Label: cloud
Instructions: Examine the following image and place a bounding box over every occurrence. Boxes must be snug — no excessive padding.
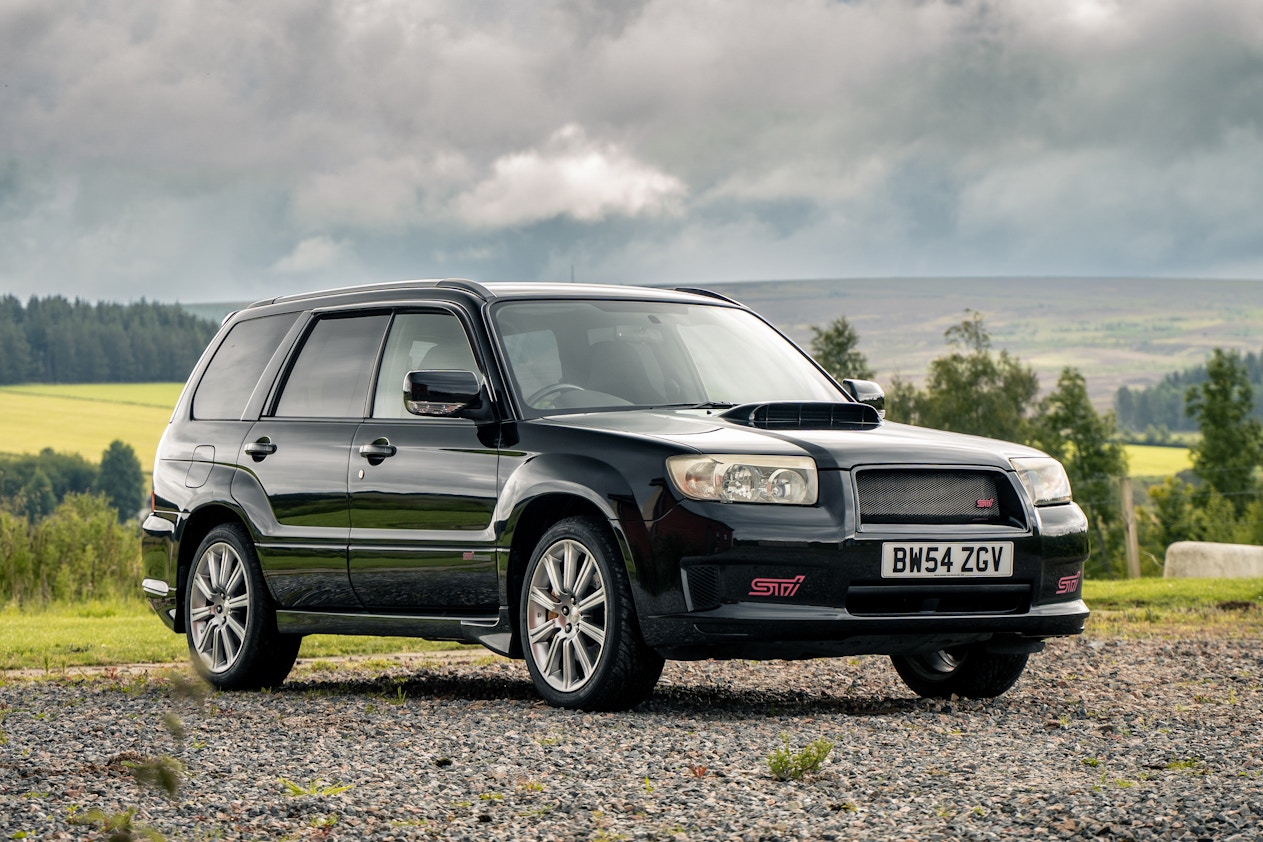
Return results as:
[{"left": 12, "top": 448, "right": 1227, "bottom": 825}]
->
[
  {"left": 1, "top": 0, "right": 1263, "bottom": 302},
  {"left": 272, "top": 236, "right": 349, "bottom": 274},
  {"left": 453, "top": 125, "right": 685, "bottom": 227}
]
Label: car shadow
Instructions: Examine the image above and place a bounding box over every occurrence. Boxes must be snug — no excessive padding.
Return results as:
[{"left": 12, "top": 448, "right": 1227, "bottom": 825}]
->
[{"left": 278, "top": 660, "right": 1004, "bottom": 719}]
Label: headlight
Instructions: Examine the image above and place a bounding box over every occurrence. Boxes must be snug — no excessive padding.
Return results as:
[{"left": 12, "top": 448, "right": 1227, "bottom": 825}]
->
[
  {"left": 1011, "top": 457, "right": 1072, "bottom": 506},
  {"left": 666, "top": 455, "right": 818, "bottom": 505}
]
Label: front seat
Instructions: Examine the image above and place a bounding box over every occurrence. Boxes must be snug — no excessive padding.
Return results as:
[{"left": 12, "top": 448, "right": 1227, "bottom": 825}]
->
[{"left": 586, "top": 341, "right": 663, "bottom": 405}]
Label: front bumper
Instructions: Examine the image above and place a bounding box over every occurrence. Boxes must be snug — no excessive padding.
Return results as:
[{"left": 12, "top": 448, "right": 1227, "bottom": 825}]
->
[
  {"left": 634, "top": 494, "right": 1091, "bottom": 659},
  {"left": 645, "top": 597, "right": 1088, "bottom": 660}
]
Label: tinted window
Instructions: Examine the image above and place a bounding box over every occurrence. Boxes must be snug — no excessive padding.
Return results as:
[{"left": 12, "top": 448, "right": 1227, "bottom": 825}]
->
[
  {"left": 193, "top": 313, "right": 299, "bottom": 420},
  {"left": 372, "top": 312, "right": 480, "bottom": 419},
  {"left": 274, "top": 314, "right": 389, "bottom": 418}
]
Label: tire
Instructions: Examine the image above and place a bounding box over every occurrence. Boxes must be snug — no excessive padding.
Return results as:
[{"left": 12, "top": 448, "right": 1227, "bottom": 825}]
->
[
  {"left": 184, "top": 523, "right": 301, "bottom": 691},
  {"left": 519, "top": 516, "right": 664, "bottom": 711},
  {"left": 891, "top": 644, "right": 1029, "bottom": 699}
]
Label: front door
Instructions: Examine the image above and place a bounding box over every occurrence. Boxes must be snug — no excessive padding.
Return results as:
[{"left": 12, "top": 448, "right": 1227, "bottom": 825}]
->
[{"left": 347, "top": 310, "right": 500, "bottom": 611}]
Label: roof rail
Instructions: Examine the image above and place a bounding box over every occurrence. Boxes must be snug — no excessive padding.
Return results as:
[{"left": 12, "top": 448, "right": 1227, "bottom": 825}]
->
[
  {"left": 436, "top": 278, "right": 496, "bottom": 300},
  {"left": 674, "top": 287, "right": 742, "bottom": 305}
]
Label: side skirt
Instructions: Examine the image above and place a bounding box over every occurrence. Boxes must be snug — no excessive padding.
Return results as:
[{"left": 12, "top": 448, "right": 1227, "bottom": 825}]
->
[{"left": 275, "top": 607, "right": 517, "bottom": 657}]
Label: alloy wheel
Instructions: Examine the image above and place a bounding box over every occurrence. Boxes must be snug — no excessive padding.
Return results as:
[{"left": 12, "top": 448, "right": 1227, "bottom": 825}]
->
[
  {"left": 525, "top": 538, "right": 609, "bottom": 693},
  {"left": 188, "top": 540, "right": 252, "bottom": 674}
]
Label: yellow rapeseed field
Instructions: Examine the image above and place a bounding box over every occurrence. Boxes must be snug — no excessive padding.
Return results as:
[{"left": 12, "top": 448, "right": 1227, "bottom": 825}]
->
[
  {"left": 0, "top": 383, "right": 184, "bottom": 474},
  {"left": 1123, "top": 444, "right": 1193, "bottom": 478}
]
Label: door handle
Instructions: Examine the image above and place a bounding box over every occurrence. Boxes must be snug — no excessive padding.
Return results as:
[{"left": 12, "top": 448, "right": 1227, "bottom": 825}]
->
[
  {"left": 244, "top": 438, "right": 277, "bottom": 461},
  {"left": 359, "top": 439, "right": 397, "bottom": 464}
]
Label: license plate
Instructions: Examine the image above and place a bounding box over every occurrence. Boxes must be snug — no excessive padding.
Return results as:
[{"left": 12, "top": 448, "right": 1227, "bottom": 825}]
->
[{"left": 881, "top": 542, "right": 1014, "bottom": 578}]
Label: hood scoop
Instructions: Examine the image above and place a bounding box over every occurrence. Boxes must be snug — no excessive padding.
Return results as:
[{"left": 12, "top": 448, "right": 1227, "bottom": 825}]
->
[{"left": 721, "top": 401, "right": 882, "bottom": 431}]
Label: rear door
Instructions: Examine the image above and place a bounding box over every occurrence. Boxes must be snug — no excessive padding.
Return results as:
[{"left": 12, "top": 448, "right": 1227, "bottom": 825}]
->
[
  {"left": 233, "top": 312, "right": 390, "bottom": 609},
  {"left": 347, "top": 308, "right": 500, "bottom": 611}
]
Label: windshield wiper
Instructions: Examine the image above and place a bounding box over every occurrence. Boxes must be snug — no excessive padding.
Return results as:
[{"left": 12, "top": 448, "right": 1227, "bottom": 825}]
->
[{"left": 656, "top": 401, "right": 739, "bottom": 410}]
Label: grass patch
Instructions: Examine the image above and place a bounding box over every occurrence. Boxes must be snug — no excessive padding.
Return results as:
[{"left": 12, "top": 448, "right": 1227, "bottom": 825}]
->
[
  {"left": 0, "top": 599, "right": 188, "bottom": 670},
  {"left": 1124, "top": 444, "right": 1192, "bottom": 478},
  {"left": 1084, "top": 577, "right": 1263, "bottom": 638},
  {"left": 1084, "top": 577, "right": 1263, "bottom": 610},
  {"left": 0, "top": 599, "right": 465, "bottom": 672}
]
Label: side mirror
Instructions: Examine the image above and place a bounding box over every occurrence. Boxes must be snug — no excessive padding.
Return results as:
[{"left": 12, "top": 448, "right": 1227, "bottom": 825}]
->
[
  {"left": 842, "top": 378, "right": 886, "bottom": 419},
  {"left": 403, "top": 370, "right": 488, "bottom": 420}
]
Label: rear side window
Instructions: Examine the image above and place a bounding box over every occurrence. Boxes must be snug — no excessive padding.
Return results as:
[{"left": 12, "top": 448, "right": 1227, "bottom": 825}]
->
[
  {"left": 274, "top": 314, "right": 390, "bottom": 418},
  {"left": 193, "top": 313, "right": 299, "bottom": 420}
]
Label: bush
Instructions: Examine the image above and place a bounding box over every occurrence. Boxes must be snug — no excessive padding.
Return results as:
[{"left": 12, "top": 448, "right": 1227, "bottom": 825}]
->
[{"left": 0, "top": 493, "right": 140, "bottom": 606}]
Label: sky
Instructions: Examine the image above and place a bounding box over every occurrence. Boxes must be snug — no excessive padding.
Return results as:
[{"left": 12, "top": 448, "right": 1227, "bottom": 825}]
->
[{"left": 2, "top": 0, "right": 1263, "bottom": 304}]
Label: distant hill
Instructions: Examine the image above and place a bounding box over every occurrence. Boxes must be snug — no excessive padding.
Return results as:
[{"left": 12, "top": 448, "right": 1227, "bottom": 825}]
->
[
  {"left": 704, "top": 277, "right": 1263, "bottom": 407},
  {"left": 180, "top": 277, "right": 1263, "bottom": 409}
]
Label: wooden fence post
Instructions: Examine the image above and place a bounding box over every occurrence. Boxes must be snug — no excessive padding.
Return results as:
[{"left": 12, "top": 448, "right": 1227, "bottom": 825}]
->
[{"left": 1121, "top": 476, "right": 1141, "bottom": 578}]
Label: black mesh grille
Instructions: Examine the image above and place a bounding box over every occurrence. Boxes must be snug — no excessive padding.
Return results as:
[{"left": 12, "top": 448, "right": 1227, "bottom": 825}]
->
[
  {"left": 857, "top": 470, "right": 1010, "bottom": 525},
  {"left": 846, "top": 584, "right": 1030, "bottom": 616},
  {"left": 684, "top": 566, "right": 721, "bottom": 611}
]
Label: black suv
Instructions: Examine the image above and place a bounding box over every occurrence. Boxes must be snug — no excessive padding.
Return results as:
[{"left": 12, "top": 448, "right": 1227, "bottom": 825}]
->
[{"left": 142, "top": 280, "right": 1088, "bottom": 710}]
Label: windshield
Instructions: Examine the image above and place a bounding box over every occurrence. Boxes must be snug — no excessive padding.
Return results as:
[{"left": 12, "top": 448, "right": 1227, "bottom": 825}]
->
[{"left": 491, "top": 298, "right": 844, "bottom": 415}]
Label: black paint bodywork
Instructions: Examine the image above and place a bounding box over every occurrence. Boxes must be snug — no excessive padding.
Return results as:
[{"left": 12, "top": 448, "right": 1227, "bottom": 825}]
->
[{"left": 142, "top": 280, "right": 1089, "bottom": 663}]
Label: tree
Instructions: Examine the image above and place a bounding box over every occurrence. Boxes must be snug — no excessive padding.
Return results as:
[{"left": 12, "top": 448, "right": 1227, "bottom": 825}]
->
[
  {"left": 96, "top": 440, "right": 145, "bottom": 522},
  {"left": 809, "top": 315, "right": 874, "bottom": 382},
  {"left": 905, "top": 311, "right": 1039, "bottom": 441},
  {"left": 0, "top": 295, "right": 216, "bottom": 385},
  {"left": 1029, "top": 367, "right": 1129, "bottom": 575},
  {"left": 883, "top": 375, "right": 920, "bottom": 424},
  {"left": 1186, "top": 348, "right": 1262, "bottom": 513},
  {"left": 0, "top": 450, "right": 97, "bottom": 506},
  {"left": 1031, "top": 368, "right": 1128, "bottom": 507},
  {"left": 16, "top": 469, "right": 57, "bottom": 523}
]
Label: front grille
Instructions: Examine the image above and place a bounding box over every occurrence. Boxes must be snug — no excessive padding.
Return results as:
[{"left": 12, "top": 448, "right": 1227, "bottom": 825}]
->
[
  {"left": 846, "top": 584, "right": 1030, "bottom": 616},
  {"left": 856, "top": 469, "right": 1020, "bottom": 526}
]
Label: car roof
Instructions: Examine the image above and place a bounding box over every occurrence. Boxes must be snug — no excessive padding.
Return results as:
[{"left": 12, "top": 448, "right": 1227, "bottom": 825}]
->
[{"left": 246, "top": 279, "right": 740, "bottom": 311}]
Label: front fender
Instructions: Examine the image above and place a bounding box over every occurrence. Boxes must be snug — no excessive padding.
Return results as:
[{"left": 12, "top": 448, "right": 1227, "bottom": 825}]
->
[{"left": 496, "top": 451, "right": 681, "bottom": 607}]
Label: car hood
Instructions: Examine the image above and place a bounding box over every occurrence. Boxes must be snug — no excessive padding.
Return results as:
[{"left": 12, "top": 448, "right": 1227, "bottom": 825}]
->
[{"left": 539, "top": 407, "right": 1045, "bottom": 471}]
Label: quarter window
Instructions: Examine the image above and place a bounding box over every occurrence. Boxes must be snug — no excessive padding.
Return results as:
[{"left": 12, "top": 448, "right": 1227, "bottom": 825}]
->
[
  {"left": 193, "top": 313, "right": 299, "bottom": 420},
  {"left": 274, "top": 314, "right": 389, "bottom": 418}
]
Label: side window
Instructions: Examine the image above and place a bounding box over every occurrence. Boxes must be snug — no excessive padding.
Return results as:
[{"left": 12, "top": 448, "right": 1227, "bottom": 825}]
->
[
  {"left": 193, "top": 313, "right": 299, "bottom": 420},
  {"left": 372, "top": 312, "right": 480, "bottom": 419},
  {"left": 274, "top": 314, "right": 390, "bottom": 418}
]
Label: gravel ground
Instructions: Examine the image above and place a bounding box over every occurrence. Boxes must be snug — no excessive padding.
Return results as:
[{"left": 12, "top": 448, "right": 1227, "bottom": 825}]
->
[{"left": 1, "top": 634, "right": 1261, "bottom": 841}]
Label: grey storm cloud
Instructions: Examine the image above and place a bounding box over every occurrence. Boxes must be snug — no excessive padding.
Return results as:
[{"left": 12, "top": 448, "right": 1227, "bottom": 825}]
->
[{"left": 2, "top": 0, "right": 1262, "bottom": 301}]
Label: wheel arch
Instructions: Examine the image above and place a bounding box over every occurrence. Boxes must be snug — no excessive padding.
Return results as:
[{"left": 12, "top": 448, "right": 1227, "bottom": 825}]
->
[
  {"left": 503, "top": 491, "right": 636, "bottom": 660},
  {"left": 172, "top": 503, "right": 252, "bottom": 633}
]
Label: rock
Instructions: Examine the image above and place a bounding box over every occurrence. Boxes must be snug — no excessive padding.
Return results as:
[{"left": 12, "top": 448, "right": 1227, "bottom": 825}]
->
[{"left": 1164, "top": 541, "right": 1263, "bottom": 578}]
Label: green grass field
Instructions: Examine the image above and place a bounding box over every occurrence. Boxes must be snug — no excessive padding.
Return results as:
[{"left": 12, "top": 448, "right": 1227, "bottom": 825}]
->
[
  {"left": 1124, "top": 444, "right": 1192, "bottom": 478},
  {"left": 0, "top": 599, "right": 462, "bottom": 672},
  {"left": 0, "top": 383, "right": 183, "bottom": 474},
  {"left": 1, "top": 579, "right": 1259, "bottom": 673}
]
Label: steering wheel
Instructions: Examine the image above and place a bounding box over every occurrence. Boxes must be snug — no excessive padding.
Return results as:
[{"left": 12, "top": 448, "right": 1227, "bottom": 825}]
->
[{"left": 526, "top": 382, "right": 585, "bottom": 408}]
